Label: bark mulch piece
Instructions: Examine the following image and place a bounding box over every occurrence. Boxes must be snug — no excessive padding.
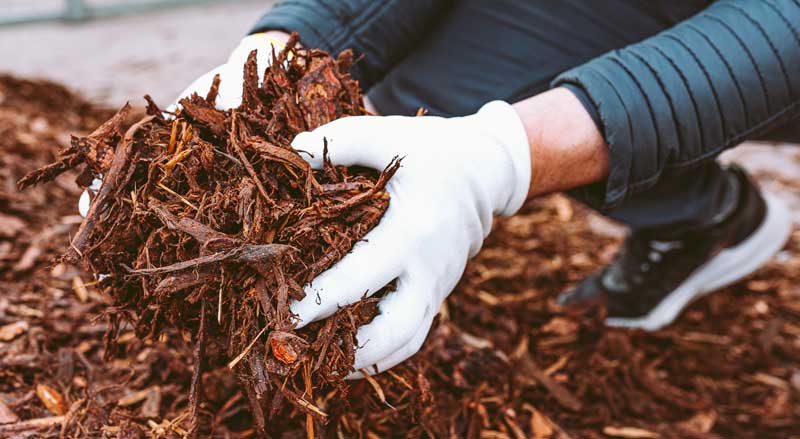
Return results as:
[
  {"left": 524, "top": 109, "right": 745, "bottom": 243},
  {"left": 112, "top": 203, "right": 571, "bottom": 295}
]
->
[{"left": 3, "top": 46, "right": 800, "bottom": 438}]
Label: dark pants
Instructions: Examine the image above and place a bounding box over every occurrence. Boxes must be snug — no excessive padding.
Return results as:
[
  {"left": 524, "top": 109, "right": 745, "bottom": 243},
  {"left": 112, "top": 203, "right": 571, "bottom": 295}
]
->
[{"left": 367, "top": 0, "right": 799, "bottom": 230}]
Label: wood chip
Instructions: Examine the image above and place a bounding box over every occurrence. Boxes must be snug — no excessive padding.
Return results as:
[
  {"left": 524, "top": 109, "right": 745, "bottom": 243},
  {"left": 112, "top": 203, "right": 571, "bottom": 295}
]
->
[
  {"left": 0, "top": 401, "right": 19, "bottom": 424},
  {"left": 603, "top": 426, "right": 660, "bottom": 438},
  {"left": 543, "top": 354, "right": 571, "bottom": 376},
  {"left": 7, "top": 303, "right": 44, "bottom": 318},
  {"left": 71, "top": 276, "right": 89, "bottom": 302},
  {"left": 530, "top": 407, "right": 554, "bottom": 439},
  {"left": 480, "top": 431, "right": 513, "bottom": 439},
  {"left": 753, "top": 372, "right": 789, "bottom": 390},
  {"left": 36, "top": 384, "right": 67, "bottom": 416},
  {"left": 0, "top": 320, "right": 29, "bottom": 341},
  {"left": 541, "top": 317, "right": 578, "bottom": 336},
  {"left": 0, "top": 212, "right": 26, "bottom": 238},
  {"left": 678, "top": 411, "right": 716, "bottom": 434},
  {"left": 791, "top": 370, "right": 800, "bottom": 393},
  {"left": 118, "top": 387, "right": 154, "bottom": 407}
]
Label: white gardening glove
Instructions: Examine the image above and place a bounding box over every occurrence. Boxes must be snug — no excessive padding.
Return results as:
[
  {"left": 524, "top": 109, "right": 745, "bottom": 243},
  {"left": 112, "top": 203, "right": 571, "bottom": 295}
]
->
[
  {"left": 173, "top": 32, "right": 287, "bottom": 110},
  {"left": 290, "top": 101, "right": 532, "bottom": 377},
  {"left": 79, "top": 33, "right": 285, "bottom": 217}
]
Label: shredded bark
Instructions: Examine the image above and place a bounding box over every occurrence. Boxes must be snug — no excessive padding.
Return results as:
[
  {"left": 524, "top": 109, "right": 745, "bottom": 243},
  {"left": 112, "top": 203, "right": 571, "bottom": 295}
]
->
[{"left": 18, "top": 35, "right": 397, "bottom": 436}]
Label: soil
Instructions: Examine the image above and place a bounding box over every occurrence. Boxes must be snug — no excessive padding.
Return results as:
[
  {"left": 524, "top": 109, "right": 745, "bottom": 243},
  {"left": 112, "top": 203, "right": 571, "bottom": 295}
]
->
[{"left": 1, "top": 68, "right": 799, "bottom": 438}]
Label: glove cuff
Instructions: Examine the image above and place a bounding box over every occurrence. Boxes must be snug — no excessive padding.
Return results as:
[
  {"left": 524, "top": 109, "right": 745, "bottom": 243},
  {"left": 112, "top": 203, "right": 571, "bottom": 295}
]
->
[{"left": 473, "top": 101, "right": 532, "bottom": 217}]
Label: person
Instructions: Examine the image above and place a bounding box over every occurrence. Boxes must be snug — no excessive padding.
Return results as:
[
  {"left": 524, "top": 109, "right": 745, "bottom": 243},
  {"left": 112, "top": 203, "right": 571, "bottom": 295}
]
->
[{"left": 176, "top": 0, "right": 799, "bottom": 377}]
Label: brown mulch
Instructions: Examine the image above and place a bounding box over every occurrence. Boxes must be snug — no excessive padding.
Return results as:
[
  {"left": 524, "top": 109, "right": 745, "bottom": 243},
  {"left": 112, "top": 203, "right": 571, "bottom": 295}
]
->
[
  {"left": 17, "top": 37, "right": 397, "bottom": 438},
  {"left": 1, "top": 68, "right": 799, "bottom": 439}
]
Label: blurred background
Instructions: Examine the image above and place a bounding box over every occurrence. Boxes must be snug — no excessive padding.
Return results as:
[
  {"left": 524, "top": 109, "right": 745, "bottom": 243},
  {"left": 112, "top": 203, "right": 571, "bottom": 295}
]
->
[
  {"left": 0, "top": 0, "right": 798, "bottom": 224},
  {"left": 0, "top": 0, "right": 272, "bottom": 106}
]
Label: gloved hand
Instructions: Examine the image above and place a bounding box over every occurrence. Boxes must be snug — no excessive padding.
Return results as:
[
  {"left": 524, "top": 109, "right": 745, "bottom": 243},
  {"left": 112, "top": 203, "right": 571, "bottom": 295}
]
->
[
  {"left": 79, "top": 33, "right": 287, "bottom": 217},
  {"left": 174, "top": 32, "right": 287, "bottom": 110},
  {"left": 290, "top": 101, "right": 532, "bottom": 377}
]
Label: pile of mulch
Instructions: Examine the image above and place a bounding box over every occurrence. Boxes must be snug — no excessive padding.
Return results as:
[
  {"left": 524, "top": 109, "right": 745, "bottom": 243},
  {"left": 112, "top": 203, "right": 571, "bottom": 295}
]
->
[
  {"left": 1, "top": 66, "right": 799, "bottom": 438},
  {"left": 18, "top": 36, "right": 397, "bottom": 438}
]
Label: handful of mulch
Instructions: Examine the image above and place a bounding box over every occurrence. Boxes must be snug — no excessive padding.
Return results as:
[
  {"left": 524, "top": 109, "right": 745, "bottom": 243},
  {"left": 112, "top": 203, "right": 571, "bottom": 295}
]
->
[{"left": 19, "top": 35, "right": 399, "bottom": 437}]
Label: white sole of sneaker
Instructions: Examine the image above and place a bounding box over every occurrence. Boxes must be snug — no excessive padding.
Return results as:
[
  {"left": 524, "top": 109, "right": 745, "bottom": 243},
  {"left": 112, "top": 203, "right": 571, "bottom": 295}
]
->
[{"left": 605, "top": 191, "right": 793, "bottom": 332}]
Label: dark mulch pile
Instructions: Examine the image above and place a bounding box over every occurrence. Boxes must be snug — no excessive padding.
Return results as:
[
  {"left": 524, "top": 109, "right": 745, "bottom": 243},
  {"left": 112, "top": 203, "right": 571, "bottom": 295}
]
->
[{"left": 1, "top": 62, "right": 798, "bottom": 438}]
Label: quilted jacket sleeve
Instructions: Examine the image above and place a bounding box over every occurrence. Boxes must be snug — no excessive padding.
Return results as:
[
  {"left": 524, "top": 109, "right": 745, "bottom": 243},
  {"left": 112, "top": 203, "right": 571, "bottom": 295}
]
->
[{"left": 554, "top": 0, "right": 800, "bottom": 211}]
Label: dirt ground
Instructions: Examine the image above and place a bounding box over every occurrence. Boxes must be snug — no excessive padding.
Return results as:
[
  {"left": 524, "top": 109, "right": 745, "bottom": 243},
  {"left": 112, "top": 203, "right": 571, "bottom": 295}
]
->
[{"left": 1, "top": 4, "right": 799, "bottom": 438}]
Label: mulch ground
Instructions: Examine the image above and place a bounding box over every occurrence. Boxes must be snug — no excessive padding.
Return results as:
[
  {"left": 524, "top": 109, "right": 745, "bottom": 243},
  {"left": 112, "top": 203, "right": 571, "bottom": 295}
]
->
[{"left": 1, "top": 74, "right": 798, "bottom": 439}]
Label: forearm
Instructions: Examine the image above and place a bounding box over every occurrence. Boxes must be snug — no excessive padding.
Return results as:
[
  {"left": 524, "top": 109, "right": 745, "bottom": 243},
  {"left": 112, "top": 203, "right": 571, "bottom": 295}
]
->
[{"left": 512, "top": 88, "right": 608, "bottom": 198}]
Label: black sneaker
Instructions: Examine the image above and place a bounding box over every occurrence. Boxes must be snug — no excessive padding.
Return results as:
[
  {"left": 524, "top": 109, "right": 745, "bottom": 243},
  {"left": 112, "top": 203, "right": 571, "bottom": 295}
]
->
[{"left": 557, "top": 167, "right": 791, "bottom": 331}]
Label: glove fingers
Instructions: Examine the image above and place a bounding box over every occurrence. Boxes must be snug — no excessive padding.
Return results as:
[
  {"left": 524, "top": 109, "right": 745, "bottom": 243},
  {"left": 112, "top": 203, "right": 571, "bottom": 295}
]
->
[
  {"left": 78, "top": 190, "right": 91, "bottom": 218},
  {"left": 347, "top": 306, "right": 435, "bottom": 379},
  {"left": 350, "top": 275, "right": 429, "bottom": 372},
  {"left": 170, "top": 64, "right": 228, "bottom": 111},
  {"left": 290, "top": 210, "right": 406, "bottom": 327},
  {"left": 374, "top": 309, "right": 435, "bottom": 372},
  {"left": 78, "top": 178, "right": 103, "bottom": 218},
  {"left": 214, "top": 64, "right": 246, "bottom": 110},
  {"left": 291, "top": 116, "right": 402, "bottom": 170},
  {"left": 227, "top": 42, "right": 277, "bottom": 74}
]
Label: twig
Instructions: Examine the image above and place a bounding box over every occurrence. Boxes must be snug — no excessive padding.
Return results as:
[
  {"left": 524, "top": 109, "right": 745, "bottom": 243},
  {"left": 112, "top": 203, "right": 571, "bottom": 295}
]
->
[
  {"left": 167, "top": 119, "right": 179, "bottom": 154},
  {"left": 295, "top": 398, "right": 328, "bottom": 418},
  {"left": 361, "top": 369, "right": 392, "bottom": 408},
  {"left": 217, "top": 271, "right": 224, "bottom": 325},
  {"left": 187, "top": 301, "right": 206, "bottom": 439},
  {"left": 0, "top": 416, "right": 65, "bottom": 434},
  {"left": 229, "top": 111, "right": 275, "bottom": 207},
  {"left": 126, "top": 244, "right": 294, "bottom": 276},
  {"left": 66, "top": 115, "right": 155, "bottom": 262},
  {"left": 316, "top": 156, "right": 401, "bottom": 218},
  {"left": 303, "top": 361, "right": 314, "bottom": 439},
  {"left": 156, "top": 182, "right": 198, "bottom": 211},
  {"left": 517, "top": 353, "right": 582, "bottom": 412},
  {"left": 227, "top": 326, "right": 268, "bottom": 370},
  {"left": 213, "top": 147, "right": 242, "bottom": 166},
  {"left": 59, "top": 398, "right": 86, "bottom": 439}
]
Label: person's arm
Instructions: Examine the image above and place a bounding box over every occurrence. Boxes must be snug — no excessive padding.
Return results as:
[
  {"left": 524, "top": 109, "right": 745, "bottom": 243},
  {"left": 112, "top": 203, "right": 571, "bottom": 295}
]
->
[
  {"left": 251, "top": 26, "right": 611, "bottom": 200},
  {"left": 512, "top": 88, "right": 609, "bottom": 198},
  {"left": 286, "top": 0, "right": 800, "bottom": 378},
  {"left": 251, "top": 0, "right": 455, "bottom": 90},
  {"left": 553, "top": 0, "right": 800, "bottom": 211}
]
